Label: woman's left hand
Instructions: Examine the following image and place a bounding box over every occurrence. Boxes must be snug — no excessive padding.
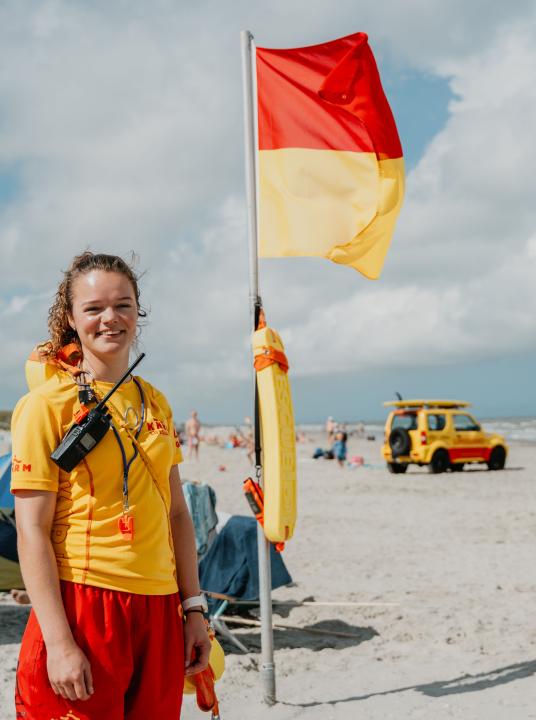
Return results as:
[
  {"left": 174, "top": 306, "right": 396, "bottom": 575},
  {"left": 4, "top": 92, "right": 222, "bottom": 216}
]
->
[{"left": 184, "top": 612, "right": 212, "bottom": 677}]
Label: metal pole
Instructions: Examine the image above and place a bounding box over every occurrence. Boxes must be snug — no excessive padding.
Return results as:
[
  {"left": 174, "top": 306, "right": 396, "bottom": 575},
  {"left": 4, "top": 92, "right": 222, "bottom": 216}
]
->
[{"left": 240, "top": 29, "right": 276, "bottom": 705}]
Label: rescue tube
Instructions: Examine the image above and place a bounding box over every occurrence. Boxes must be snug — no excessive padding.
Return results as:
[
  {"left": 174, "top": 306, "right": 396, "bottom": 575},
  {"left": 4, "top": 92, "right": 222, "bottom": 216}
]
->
[
  {"left": 252, "top": 326, "right": 297, "bottom": 543},
  {"left": 24, "top": 344, "right": 82, "bottom": 390},
  {"left": 183, "top": 627, "right": 225, "bottom": 695}
]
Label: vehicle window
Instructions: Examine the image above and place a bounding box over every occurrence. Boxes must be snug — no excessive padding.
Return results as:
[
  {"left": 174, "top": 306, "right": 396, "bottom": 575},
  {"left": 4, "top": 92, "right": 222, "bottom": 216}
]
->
[
  {"left": 392, "top": 413, "right": 417, "bottom": 430},
  {"left": 453, "top": 414, "right": 480, "bottom": 431},
  {"left": 427, "top": 414, "right": 446, "bottom": 431}
]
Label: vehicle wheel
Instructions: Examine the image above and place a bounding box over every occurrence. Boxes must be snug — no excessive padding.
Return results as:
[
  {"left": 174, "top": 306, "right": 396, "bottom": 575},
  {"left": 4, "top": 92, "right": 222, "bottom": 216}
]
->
[
  {"left": 428, "top": 449, "right": 449, "bottom": 474},
  {"left": 387, "top": 462, "right": 408, "bottom": 474},
  {"left": 487, "top": 446, "right": 506, "bottom": 470},
  {"left": 389, "top": 428, "right": 411, "bottom": 457},
  {"left": 450, "top": 463, "right": 464, "bottom": 472}
]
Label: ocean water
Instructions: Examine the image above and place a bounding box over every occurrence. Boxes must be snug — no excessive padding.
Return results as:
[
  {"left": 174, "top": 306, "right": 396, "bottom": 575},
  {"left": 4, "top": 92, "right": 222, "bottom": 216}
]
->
[
  {"left": 300, "top": 417, "right": 536, "bottom": 444},
  {"left": 482, "top": 418, "right": 536, "bottom": 444}
]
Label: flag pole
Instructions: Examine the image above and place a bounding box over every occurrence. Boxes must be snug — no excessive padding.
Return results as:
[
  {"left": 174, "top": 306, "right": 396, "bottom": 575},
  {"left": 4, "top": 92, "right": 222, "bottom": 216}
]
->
[{"left": 240, "top": 29, "right": 277, "bottom": 705}]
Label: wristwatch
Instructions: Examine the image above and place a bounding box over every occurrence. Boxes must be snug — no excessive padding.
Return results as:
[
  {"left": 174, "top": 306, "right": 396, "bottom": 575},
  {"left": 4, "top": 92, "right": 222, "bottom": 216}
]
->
[{"left": 182, "top": 594, "right": 208, "bottom": 613}]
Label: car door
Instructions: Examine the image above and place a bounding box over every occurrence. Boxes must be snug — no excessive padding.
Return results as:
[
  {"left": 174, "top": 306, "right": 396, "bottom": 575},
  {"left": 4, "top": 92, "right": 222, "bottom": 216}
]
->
[{"left": 452, "top": 413, "right": 486, "bottom": 460}]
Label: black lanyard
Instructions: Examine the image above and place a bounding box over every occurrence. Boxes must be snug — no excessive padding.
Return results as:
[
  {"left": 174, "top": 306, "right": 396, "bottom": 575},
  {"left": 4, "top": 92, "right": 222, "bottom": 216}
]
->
[{"left": 110, "top": 377, "right": 145, "bottom": 513}]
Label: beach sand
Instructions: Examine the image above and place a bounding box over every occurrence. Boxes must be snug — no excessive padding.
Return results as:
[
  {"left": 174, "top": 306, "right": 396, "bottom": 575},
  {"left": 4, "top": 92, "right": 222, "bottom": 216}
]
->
[{"left": 1, "top": 433, "right": 535, "bottom": 719}]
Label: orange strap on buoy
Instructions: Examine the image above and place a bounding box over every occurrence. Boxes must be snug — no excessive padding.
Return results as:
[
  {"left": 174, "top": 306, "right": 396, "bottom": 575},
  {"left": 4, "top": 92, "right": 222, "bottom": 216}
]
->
[
  {"left": 243, "top": 477, "right": 285, "bottom": 552},
  {"left": 253, "top": 346, "right": 289, "bottom": 373},
  {"left": 28, "top": 343, "right": 84, "bottom": 377},
  {"left": 257, "top": 308, "right": 267, "bottom": 330}
]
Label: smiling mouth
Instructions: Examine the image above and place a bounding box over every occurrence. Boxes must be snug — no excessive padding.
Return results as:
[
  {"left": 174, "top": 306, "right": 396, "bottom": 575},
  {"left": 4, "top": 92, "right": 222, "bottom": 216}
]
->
[{"left": 96, "top": 330, "right": 125, "bottom": 337}]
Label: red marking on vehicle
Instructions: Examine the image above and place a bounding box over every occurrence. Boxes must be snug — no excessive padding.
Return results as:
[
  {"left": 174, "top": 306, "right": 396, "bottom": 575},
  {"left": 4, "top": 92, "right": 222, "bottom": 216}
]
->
[{"left": 449, "top": 447, "right": 491, "bottom": 462}]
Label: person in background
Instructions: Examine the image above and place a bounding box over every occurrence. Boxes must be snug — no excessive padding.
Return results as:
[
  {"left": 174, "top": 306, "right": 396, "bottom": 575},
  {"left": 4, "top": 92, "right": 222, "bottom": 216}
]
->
[
  {"left": 185, "top": 410, "right": 202, "bottom": 461},
  {"left": 326, "top": 416, "right": 337, "bottom": 445},
  {"left": 332, "top": 430, "right": 348, "bottom": 468}
]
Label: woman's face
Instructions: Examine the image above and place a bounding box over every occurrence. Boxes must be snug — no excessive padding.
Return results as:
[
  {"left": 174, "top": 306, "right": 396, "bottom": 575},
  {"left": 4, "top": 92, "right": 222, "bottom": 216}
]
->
[{"left": 68, "top": 270, "right": 138, "bottom": 361}]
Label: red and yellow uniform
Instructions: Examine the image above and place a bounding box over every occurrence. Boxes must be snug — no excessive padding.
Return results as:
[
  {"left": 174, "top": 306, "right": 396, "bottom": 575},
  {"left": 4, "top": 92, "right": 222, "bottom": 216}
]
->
[{"left": 11, "top": 370, "right": 185, "bottom": 719}]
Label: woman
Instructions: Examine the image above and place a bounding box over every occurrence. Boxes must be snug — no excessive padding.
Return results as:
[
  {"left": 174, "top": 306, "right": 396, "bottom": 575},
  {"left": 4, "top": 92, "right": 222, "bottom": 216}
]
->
[{"left": 11, "top": 252, "right": 210, "bottom": 719}]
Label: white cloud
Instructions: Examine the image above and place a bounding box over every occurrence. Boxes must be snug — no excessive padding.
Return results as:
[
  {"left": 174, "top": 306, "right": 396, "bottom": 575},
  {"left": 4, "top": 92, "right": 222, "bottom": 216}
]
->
[{"left": 0, "top": 1, "right": 535, "bottom": 414}]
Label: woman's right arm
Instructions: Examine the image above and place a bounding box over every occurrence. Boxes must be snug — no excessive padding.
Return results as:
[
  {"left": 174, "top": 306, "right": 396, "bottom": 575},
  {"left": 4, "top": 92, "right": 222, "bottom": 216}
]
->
[{"left": 15, "top": 490, "right": 94, "bottom": 702}]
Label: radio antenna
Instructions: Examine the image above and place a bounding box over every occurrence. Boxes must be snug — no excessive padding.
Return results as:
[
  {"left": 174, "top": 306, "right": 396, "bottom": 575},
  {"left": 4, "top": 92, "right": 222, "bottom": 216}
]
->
[{"left": 94, "top": 353, "right": 145, "bottom": 411}]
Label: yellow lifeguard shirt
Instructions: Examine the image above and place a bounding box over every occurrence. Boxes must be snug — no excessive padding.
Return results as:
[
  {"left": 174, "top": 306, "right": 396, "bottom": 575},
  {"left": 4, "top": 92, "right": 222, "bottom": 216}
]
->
[{"left": 11, "top": 371, "right": 182, "bottom": 595}]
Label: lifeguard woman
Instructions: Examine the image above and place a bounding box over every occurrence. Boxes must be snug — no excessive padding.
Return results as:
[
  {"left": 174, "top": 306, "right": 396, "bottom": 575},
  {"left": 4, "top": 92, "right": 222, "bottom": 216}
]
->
[{"left": 11, "top": 252, "right": 210, "bottom": 719}]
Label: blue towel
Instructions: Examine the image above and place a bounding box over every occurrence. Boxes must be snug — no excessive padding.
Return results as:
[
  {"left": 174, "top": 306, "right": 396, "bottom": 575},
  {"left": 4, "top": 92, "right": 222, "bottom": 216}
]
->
[
  {"left": 199, "top": 515, "right": 292, "bottom": 610},
  {"left": 183, "top": 482, "right": 218, "bottom": 558},
  {"left": 0, "top": 453, "right": 13, "bottom": 510}
]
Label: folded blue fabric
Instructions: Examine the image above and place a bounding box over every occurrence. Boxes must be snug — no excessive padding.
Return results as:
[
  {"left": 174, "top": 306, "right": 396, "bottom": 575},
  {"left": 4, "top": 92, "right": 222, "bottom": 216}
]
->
[
  {"left": 183, "top": 482, "right": 219, "bottom": 558},
  {"left": 0, "top": 453, "right": 13, "bottom": 510},
  {"left": 199, "top": 515, "right": 292, "bottom": 609}
]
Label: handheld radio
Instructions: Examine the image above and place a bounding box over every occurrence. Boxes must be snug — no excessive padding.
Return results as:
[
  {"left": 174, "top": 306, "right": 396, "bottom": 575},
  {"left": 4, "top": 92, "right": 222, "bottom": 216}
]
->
[{"left": 50, "top": 354, "right": 145, "bottom": 472}]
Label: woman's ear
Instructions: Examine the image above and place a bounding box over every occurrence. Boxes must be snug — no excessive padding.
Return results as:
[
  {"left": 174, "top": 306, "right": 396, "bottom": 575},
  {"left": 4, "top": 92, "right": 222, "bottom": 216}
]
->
[{"left": 67, "top": 314, "right": 76, "bottom": 331}]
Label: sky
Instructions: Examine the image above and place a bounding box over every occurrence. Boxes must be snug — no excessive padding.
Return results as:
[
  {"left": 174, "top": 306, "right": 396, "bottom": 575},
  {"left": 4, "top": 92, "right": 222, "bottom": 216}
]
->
[{"left": 0, "top": 0, "right": 535, "bottom": 424}]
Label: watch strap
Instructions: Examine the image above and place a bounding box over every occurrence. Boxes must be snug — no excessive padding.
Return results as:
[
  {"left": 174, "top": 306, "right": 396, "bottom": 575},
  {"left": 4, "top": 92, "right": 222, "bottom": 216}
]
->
[{"left": 182, "top": 594, "right": 207, "bottom": 612}]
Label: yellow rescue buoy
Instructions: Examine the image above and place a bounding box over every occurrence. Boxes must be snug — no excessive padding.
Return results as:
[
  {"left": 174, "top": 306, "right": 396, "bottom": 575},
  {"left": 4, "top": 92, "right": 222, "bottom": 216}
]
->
[{"left": 252, "top": 325, "right": 297, "bottom": 543}]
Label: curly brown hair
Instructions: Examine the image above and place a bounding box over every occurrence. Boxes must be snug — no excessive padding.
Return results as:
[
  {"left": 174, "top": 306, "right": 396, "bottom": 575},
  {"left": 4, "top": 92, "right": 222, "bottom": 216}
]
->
[{"left": 40, "top": 252, "right": 146, "bottom": 358}]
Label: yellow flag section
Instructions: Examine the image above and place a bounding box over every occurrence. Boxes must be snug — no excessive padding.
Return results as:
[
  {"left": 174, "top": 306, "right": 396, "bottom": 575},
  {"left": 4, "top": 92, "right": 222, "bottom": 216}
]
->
[
  {"left": 259, "top": 151, "right": 404, "bottom": 279},
  {"left": 253, "top": 326, "right": 297, "bottom": 543},
  {"left": 256, "top": 32, "right": 404, "bottom": 279}
]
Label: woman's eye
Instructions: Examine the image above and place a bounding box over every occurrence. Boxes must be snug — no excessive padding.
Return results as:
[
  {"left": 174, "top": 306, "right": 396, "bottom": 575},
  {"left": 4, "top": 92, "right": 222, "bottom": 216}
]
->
[
  {"left": 85, "top": 307, "right": 101, "bottom": 313},
  {"left": 118, "top": 303, "right": 132, "bottom": 309}
]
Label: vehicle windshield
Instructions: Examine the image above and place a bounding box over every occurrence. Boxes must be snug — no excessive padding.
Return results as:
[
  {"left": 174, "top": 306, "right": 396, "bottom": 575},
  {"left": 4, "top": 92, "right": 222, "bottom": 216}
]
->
[{"left": 391, "top": 413, "right": 418, "bottom": 430}]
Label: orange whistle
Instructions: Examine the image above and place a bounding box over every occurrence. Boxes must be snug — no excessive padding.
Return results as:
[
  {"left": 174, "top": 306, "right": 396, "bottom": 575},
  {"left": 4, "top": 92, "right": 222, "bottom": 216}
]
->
[{"left": 118, "top": 515, "right": 134, "bottom": 540}]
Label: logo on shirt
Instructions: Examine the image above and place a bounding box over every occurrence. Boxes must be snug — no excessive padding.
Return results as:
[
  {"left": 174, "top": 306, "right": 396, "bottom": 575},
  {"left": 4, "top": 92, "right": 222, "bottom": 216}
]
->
[
  {"left": 146, "top": 419, "right": 170, "bottom": 436},
  {"left": 11, "top": 457, "right": 31, "bottom": 473}
]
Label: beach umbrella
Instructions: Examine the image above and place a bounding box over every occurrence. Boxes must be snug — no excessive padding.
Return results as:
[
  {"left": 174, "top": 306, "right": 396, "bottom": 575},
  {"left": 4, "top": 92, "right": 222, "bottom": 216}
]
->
[
  {"left": 0, "top": 453, "right": 13, "bottom": 510},
  {"left": 240, "top": 30, "right": 403, "bottom": 704}
]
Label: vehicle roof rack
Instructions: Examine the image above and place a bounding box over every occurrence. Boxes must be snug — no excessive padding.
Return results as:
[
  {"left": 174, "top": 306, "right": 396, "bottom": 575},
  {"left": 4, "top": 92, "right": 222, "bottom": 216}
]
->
[{"left": 383, "top": 399, "right": 471, "bottom": 409}]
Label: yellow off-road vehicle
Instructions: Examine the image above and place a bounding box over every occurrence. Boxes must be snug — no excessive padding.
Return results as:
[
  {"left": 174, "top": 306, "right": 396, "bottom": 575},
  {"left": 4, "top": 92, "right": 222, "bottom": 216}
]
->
[{"left": 381, "top": 400, "right": 508, "bottom": 474}]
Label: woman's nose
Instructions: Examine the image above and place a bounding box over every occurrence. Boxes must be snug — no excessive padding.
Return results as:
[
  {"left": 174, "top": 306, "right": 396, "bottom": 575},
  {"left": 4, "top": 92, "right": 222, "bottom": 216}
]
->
[{"left": 101, "top": 306, "right": 118, "bottom": 323}]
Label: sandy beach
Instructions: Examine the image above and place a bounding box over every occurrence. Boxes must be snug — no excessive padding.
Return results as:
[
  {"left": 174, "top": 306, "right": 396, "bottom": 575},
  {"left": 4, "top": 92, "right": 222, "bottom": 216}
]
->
[{"left": 1, "top": 431, "right": 535, "bottom": 719}]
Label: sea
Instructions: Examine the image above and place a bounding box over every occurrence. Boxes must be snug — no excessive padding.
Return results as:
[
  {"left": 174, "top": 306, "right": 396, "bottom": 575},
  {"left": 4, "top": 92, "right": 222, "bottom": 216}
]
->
[{"left": 299, "top": 417, "right": 536, "bottom": 444}]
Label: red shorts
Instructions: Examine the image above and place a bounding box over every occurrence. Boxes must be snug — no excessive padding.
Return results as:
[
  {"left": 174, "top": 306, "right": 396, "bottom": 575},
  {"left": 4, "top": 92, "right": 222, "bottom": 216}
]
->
[{"left": 15, "top": 581, "right": 185, "bottom": 720}]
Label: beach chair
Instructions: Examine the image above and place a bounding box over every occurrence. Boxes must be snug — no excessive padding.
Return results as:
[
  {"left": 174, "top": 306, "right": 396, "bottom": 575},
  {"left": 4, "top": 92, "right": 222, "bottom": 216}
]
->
[{"left": 199, "top": 514, "right": 292, "bottom": 652}]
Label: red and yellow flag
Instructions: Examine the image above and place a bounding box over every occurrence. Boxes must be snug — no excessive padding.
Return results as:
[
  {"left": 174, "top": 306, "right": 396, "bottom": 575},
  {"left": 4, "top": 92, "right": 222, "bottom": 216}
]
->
[{"left": 256, "top": 32, "right": 404, "bottom": 279}]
